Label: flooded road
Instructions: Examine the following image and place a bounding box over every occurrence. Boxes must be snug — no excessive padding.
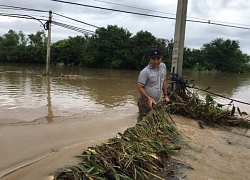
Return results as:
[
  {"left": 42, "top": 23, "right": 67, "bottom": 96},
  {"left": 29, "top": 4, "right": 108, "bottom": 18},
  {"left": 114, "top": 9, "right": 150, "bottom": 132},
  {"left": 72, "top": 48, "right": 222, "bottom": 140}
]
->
[{"left": 0, "top": 63, "right": 250, "bottom": 179}]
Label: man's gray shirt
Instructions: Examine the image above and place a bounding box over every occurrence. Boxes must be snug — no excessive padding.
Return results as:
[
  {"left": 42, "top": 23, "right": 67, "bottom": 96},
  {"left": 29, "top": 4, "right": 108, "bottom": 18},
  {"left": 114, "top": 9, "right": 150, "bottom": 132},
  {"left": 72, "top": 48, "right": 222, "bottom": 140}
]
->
[{"left": 138, "top": 63, "right": 166, "bottom": 103}]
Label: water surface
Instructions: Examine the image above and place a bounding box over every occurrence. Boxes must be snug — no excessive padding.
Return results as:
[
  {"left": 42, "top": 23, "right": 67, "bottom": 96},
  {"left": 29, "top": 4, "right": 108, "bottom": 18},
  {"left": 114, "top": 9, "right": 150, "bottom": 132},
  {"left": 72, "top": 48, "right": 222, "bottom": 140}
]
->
[{"left": 1, "top": 63, "right": 250, "bottom": 124}]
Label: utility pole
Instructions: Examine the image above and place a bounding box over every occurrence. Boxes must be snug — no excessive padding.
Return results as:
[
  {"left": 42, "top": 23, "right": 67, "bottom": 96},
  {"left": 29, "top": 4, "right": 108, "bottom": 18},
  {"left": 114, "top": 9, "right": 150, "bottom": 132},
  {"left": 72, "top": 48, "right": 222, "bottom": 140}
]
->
[
  {"left": 46, "top": 10, "right": 52, "bottom": 75},
  {"left": 171, "top": 0, "right": 188, "bottom": 78}
]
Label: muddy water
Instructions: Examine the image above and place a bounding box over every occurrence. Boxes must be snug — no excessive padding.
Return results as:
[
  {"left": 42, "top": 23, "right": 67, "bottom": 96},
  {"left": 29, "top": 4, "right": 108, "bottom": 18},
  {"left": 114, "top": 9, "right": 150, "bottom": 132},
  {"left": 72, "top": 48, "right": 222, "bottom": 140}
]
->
[
  {"left": 1, "top": 63, "right": 250, "bottom": 179},
  {"left": 1, "top": 64, "right": 250, "bottom": 123},
  {"left": 0, "top": 64, "right": 139, "bottom": 124}
]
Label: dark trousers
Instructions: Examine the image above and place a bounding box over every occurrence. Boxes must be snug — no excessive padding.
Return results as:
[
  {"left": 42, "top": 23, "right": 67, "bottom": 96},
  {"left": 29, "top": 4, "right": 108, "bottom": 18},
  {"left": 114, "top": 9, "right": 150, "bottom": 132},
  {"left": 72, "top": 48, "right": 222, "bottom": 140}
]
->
[{"left": 137, "top": 97, "right": 151, "bottom": 122}]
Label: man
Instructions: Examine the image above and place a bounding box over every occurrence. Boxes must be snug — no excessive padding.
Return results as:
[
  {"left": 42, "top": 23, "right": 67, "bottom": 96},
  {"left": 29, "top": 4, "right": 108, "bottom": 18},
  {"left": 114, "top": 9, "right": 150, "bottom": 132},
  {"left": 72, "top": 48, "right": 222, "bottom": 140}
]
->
[{"left": 137, "top": 49, "right": 170, "bottom": 122}]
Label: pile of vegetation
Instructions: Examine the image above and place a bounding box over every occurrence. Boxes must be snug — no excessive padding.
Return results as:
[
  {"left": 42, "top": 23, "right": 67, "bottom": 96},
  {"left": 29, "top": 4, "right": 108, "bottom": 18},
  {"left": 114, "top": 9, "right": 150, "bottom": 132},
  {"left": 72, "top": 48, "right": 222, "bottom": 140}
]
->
[
  {"left": 54, "top": 82, "right": 249, "bottom": 180},
  {"left": 166, "top": 84, "right": 250, "bottom": 128},
  {"left": 55, "top": 104, "right": 182, "bottom": 180}
]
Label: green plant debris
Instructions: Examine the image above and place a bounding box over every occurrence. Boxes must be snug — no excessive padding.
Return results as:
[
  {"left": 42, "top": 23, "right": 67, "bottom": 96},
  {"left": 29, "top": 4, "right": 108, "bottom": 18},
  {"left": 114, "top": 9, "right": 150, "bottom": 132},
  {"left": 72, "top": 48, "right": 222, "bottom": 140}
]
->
[
  {"left": 55, "top": 104, "right": 181, "bottom": 180},
  {"left": 167, "top": 87, "right": 250, "bottom": 128}
]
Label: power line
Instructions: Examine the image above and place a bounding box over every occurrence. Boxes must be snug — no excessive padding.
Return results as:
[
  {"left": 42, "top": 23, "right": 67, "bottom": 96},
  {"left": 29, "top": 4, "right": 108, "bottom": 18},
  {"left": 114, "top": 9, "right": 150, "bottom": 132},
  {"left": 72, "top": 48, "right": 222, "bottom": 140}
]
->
[
  {"left": 2, "top": 2, "right": 250, "bottom": 30},
  {"left": 186, "top": 19, "right": 250, "bottom": 30},
  {"left": 52, "top": 21, "right": 95, "bottom": 35},
  {"left": 0, "top": 13, "right": 47, "bottom": 25},
  {"left": 0, "top": 5, "right": 48, "bottom": 28},
  {"left": 52, "top": 16, "right": 95, "bottom": 31},
  {"left": 0, "top": 4, "right": 99, "bottom": 29},
  {"left": 53, "top": 12, "right": 100, "bottom": 28},
  {"left": 0, "top": 4, "right": 47, "bottom": 13},
  {"left": 51, "top": 0, "right": 250, "bottom": 31},
  {"left": 2, "top": 2, "right": 249, "bottom": 29},
  {"left": 90, "top": 0, "right": 176, "bottom": 16},
  {"left": 187, "top": 85, "right": 250, "bottom": 106},
  {"left": 0, "top": 11, "right": 97, "bottom": 36},
  {"left": 89, "top": 0, "right": 250, "bottom": 28},
  {"left": 0, "top": 7, "right": 47, "bottom": 19},
  {"left": 3, "top": 2, "right": 250, "bottom": 31},
  {"left": 51, "top": 0, "right": 175, "bottom": 20}
]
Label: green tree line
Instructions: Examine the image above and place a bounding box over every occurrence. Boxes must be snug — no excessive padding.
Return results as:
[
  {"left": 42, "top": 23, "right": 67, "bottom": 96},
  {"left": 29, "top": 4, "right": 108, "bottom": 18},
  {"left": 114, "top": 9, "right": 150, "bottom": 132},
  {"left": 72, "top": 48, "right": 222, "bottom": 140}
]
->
[{"left": 0, "top": 25, "right": 249, "bottom": 72}]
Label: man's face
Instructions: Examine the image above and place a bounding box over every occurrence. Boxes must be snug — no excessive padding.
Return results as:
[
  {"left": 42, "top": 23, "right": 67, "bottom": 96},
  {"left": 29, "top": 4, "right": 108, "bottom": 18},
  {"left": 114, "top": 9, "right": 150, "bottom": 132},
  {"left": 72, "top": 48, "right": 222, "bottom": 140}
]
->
[{"left": 150, "top": 56, "right": 161, "bottom": 69}]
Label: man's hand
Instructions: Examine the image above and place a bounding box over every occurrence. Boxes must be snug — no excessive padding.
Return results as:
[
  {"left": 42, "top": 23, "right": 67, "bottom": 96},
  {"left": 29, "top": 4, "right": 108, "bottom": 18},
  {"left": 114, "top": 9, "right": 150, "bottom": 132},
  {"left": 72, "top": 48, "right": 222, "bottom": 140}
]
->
[
  {"left": 163, "top": 95, "right": 170, "bottom": 104},
  {"left": 147, "top": 97, "right": 156, "bottom": 108},
  {"left": 138, "top": 84, "right": 156, "bottom": 108}
]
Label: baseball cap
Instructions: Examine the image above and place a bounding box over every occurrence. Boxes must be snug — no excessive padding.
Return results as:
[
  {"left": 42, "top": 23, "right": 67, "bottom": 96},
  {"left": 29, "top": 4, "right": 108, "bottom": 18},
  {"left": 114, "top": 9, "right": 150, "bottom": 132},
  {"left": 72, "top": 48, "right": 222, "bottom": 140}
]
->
[{"left": 150, "top": 49, "right": 162, "bottom": 58}]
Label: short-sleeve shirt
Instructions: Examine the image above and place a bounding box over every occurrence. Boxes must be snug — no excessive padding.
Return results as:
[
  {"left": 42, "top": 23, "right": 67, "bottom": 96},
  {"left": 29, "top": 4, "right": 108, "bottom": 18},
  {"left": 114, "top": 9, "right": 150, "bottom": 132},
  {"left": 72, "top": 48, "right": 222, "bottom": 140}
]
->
[{"left": 138, "top": 63, "right": 167, "bottom": 103}]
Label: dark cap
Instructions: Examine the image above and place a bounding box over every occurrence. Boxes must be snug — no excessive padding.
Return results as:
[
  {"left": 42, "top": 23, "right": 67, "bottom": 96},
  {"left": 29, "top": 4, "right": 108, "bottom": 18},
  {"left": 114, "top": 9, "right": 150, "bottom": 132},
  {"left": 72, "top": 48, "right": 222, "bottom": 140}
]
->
[{"left": 150, "top": 49, "right": 162, "bottom": 58}]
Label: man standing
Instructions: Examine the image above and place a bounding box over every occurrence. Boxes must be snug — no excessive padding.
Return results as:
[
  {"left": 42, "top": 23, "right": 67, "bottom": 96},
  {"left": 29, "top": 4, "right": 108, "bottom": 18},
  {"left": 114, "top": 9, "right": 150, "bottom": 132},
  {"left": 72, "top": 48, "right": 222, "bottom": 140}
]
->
[{"left": 137, "top": 49, "right": 170, "bottom": 122}]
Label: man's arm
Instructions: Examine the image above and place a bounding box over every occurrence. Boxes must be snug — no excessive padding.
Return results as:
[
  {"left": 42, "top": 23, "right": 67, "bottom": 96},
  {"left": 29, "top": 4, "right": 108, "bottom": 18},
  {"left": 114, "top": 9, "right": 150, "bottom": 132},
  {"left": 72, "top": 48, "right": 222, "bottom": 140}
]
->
[
  {"left": 137, "top": 83, "right": 156, "bottom": 108},
  {"left": 162, "top": 76, "right": 170, "bottom": 103}
]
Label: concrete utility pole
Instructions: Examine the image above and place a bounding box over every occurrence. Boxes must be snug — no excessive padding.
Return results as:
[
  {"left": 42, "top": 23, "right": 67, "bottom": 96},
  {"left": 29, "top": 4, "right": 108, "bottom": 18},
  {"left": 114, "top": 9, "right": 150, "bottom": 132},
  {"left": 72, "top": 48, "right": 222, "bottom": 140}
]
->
[
  {"left": 46, "top": 10, "right": 52, "bottom": 75},
  {"left": 171, "top": 0, "right": 188, "bottom": 77}
]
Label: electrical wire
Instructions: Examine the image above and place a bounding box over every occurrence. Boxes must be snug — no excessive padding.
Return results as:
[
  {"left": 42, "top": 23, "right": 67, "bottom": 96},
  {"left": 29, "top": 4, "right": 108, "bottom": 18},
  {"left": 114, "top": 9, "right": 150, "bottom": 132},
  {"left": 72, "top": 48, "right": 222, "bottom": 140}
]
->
[
  {"left": 0, "top": 8, "right": 47, "bottom": 19},
  {"left": 53, "top": 12, "right": 100, "bottom": 28},
  {"left": 51, "top": 0, "right": 175, "bottom": 20},
  {"left": 0, "top": 10, "right": 97, "bottom": 34},
  {"left": 52, "top": 16, "right": 96, "bottom": 32},
  {"left": 171, "top": 76, "right": 250, "bottom": 106},
  {"left": 90, "top": 0, "right": 176, "bottom": 16},
  {"left": 0, "top": 13, "right": 47, "bottom": 25},
  {"left": 0, "top": 4, "right": 99, "bottom": 29},
  {"left": 0, "top": 5, "right": 48, "bottom": 28},
  {"left": 51, "top": 0, "right": 250, "bottom": 31},
  {"left": 89, "top": 0, "right": 250, "bottom": 28},
  {"left": 52, "top": 21, "right": 95, "bottom": 35},
  {"left": 0, "top": 12, "right": 95, "bottom": 35},
  {"left": 187, "top": 85, "right": 250, "bottom": 106},
  {"left": 2, "top": 2, "right": 250, "bottom": 31},
  {"left": 2, "top": 2, "right": 250, "bottom": 28},
  {"left": 0, "top": 4, "right": 47, "bottom": 13}
]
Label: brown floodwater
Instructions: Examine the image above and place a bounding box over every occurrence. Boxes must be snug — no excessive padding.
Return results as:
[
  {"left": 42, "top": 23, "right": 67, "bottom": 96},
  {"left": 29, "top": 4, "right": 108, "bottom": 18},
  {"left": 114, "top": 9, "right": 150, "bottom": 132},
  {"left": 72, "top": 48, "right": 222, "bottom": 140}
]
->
[
  {"left": 0, "top": 63, "right": 250, "bottom": 179},
  {"left": 0, "top": 63, "right": 139, "bottom": 124},
  {"left": 1, "top": 64, "right": 249, "bottom": 124}
]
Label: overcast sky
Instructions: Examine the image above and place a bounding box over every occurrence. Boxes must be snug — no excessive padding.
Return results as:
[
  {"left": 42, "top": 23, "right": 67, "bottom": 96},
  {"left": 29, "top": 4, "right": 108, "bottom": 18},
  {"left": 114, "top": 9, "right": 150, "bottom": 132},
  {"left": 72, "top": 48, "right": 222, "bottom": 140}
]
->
[{"left": 1, "top": 0, "right": 250, "bottom": 54}]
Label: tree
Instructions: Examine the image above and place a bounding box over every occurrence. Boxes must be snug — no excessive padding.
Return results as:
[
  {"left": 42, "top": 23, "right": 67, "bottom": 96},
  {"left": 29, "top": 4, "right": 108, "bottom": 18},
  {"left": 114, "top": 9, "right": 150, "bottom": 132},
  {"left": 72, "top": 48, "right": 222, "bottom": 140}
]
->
[
  {"left": 129, "top": 30, "right": 157, "bottom": 69},
  {"left": 2, "top": 28, "right": 249, "bottom": 72},
  {"left": 157, "top": 38, "right": 173, "bottom": 71},
  {"left": 51, "top": 36, "right": 86, "bottom": 66},
  {"left": 82, "top": 25, "right": 132, "bottom": 69},
  {"left": 0, "top": 30, "right": 20, "bottom": 62},
  {"left": 0, "top": 30, "right": 48, "bottom": 63},
  {"left": 201, "top": 38, "right": 250, "bottom": 72},
  {"left": 0, "top": 36, "right": 4, "bottom": 61},
  {"left": 2, "top": 29, "right": 19, "bottom": 47},
  {"left": 18, "top": 31, "right": 28, "bottom": 46},
  {"left": 28, "top": 31, "right": 47, "bottom": 46},
  {"left": 183, "top": 48, "right": 214, "bottom": 71},
  {"left": 25, "top": 31, "right": 47, "bottom": 63},
  {"left": 67, "top": 36, "right": 86, "bottom": 66}
]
